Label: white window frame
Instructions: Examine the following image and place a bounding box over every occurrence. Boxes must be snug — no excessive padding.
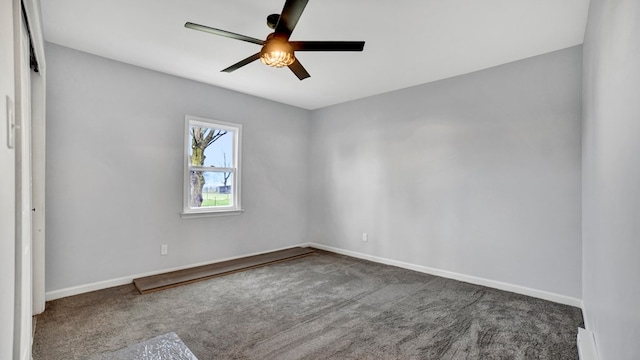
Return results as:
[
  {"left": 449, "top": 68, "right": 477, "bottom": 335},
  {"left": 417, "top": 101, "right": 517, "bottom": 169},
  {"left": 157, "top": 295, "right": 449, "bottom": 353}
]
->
[{"left": 181, "top": 115, "right": 243, "bottom": 218}]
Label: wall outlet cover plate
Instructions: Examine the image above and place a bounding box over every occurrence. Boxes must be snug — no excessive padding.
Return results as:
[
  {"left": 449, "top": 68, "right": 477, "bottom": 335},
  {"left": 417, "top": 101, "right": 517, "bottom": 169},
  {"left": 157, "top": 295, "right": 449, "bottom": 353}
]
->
[{"left": 6, "top": 96, "right": 15, "bottom": 149}]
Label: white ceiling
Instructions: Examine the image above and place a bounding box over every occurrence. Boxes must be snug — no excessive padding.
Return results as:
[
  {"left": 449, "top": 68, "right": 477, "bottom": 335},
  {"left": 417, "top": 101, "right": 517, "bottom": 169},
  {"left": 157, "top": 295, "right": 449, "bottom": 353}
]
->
[{"left": 41, "top": 0, "right": 590, "bottom": 110}]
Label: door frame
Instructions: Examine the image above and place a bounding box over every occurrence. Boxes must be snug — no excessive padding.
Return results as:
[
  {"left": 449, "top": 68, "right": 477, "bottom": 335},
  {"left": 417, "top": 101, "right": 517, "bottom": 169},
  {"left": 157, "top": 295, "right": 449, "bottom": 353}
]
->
[
  {"left": 21, "top": 0, "right": 46, "bottom": 316},
  {"left": 13, "top": 1, "right": 45, "bottom": 359}
]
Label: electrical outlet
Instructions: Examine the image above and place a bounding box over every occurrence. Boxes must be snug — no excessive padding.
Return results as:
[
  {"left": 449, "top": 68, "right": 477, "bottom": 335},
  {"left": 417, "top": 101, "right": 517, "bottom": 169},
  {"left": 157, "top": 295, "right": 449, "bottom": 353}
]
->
[
  {"left": 161, "top": 244, "right": 168, "bottom": 256},
  {"left": 362, "top": 232, "right": 368, "bottom": 242}
]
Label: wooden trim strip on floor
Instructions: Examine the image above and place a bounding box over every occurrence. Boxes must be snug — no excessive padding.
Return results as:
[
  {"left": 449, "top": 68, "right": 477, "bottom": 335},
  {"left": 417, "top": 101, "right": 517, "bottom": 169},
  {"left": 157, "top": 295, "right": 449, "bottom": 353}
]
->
[{"left": 133, "top": 247, "right": 314, "bottom": 294}]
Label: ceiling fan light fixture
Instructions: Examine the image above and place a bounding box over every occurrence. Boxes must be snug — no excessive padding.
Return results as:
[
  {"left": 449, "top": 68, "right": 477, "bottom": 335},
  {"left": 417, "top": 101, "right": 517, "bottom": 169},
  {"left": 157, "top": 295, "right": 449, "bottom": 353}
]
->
[{"left": 260, "top": 35, "right": 295, "bottom": 68}]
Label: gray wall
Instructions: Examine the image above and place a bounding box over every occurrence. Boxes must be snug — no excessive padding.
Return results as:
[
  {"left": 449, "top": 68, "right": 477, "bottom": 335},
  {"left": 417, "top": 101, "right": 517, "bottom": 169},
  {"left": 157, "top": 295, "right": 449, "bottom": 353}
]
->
[
  {"left": 46, "top": 43, "right": 584, "bottom": 303},
  {"left": 45, "top": 43, "right": 311, "bottom": 291},
  {"left": 582, "top": 0, "right": 640, "bottom": 358},
  {"left": 309, "top": 46, "right": 583, "bottom": 299}
]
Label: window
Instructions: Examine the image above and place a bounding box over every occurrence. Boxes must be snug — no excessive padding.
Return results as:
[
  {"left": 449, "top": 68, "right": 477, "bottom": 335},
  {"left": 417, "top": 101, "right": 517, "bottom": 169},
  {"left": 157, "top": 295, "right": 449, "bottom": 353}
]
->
[{"left": 182, "top": 115, "right": 242, "bottom": 217}]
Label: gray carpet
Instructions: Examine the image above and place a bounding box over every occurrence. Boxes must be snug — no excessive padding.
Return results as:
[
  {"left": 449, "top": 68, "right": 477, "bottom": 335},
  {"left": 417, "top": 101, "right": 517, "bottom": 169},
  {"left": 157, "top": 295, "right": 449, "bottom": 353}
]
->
[{"left": 33, "top": 250, "right": 583, "bottom": 359}]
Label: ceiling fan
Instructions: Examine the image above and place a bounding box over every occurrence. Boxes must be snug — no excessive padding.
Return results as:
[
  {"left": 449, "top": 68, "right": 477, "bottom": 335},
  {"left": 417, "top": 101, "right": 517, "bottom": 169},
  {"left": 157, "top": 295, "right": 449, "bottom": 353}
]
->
[{"left": 185, "top": 0, "right": 365, "bottom": 80}]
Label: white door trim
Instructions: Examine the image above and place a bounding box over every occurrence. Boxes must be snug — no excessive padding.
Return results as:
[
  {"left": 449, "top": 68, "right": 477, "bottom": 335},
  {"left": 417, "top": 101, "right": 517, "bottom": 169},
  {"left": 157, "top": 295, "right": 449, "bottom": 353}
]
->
[
  {"left": 22, "top": 0, "right": 46, "bottom": 315},
  {"left": 13, "top": 9, "right": 33, "bottom": 360}
]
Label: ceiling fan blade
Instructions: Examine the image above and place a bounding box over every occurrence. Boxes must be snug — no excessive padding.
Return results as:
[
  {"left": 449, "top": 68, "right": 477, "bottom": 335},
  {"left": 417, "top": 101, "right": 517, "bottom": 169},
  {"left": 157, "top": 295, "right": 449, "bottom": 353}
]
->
[
  {"left": 290, "top": 41, "right": 365, "bottom": 52},
  {"left": 275, "top": 0, "right": 309, "bottom": 39},
  {"left": 221, "top": 53, "right": 261, "bottom": 73},
  {"left": 288, "top": 59, "right": 310, "bottom": 80},
  {"left": 185, "top": 22, "right": 264, "bottom": 45}
]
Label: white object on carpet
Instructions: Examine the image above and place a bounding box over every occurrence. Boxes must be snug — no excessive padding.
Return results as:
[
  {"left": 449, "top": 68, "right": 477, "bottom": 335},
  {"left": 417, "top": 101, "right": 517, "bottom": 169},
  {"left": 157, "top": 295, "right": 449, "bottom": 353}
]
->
[
  {"left": 577, "top": 327, "right": 599, "bottom": 360},
  {"left": 89, "top": 332, "right": 198, "bottom": 360}
]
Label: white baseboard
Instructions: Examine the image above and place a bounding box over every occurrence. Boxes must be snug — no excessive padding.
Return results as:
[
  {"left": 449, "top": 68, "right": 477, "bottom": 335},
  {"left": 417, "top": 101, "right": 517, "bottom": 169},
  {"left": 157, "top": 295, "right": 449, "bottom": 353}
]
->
[
  {"left": 47, "top": 242, "right": 582, "bottom": 309},
  {"left": 45, "top": 244, "right": 311, "bottom": 301},
  {"left": 303, "top": 242, "right": 582, "bottom": 308},
  {"left": 578, "top": 327, "right": 599, "bottom": 360},
  {"left": 46, "top": 275, "right": 133, "bottom": 301}
]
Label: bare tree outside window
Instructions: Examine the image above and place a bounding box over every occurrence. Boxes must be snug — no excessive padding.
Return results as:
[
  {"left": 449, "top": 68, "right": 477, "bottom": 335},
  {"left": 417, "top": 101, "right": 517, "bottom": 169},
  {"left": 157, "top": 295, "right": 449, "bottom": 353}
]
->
[
  {"left": 189, "top": 126, "right": 227, "bottom": 207},
  {"left": 222, "top": 152, "right": 231, "bottom": 187}
]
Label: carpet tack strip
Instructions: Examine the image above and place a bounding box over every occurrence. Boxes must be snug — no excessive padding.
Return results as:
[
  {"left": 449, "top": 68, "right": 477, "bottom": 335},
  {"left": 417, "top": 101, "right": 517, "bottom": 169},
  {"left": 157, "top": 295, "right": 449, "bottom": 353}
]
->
[{"left": 133, "top": 247, "right": 314, "bottom": 294}]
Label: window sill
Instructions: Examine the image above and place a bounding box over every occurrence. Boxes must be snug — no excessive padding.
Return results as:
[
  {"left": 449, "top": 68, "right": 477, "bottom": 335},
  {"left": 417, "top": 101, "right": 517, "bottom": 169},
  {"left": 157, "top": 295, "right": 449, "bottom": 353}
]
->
[{"left": 180, "top": 209, "right": 245, "bottom": 219}]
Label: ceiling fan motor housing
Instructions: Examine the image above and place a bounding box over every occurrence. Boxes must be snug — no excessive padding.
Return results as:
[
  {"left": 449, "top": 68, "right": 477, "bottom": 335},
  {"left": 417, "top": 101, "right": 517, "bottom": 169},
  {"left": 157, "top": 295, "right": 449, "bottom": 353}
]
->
[{"left": 267, "top": 14, "right": 280, "bottom": 29}]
